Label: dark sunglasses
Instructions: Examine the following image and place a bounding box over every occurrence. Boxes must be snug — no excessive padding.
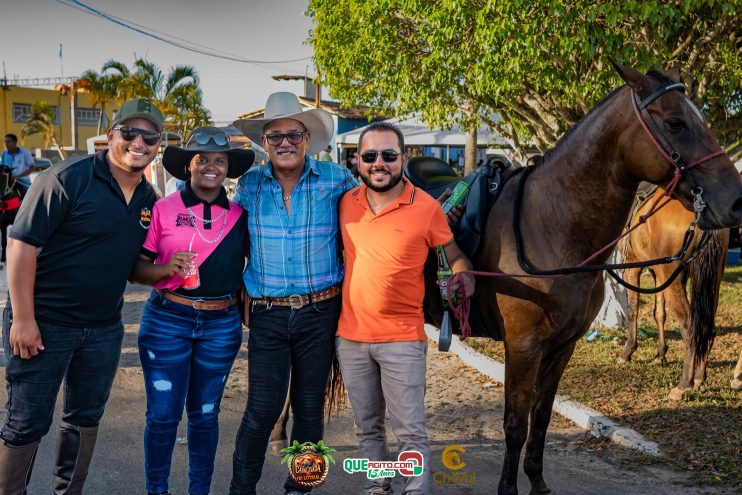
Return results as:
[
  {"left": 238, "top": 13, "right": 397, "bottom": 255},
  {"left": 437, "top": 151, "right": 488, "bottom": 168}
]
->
[
  {"left": 113, "top": 126, "right": 161, "bottom": 146},
  {"left": 189, "top": 132, "right": 229, "bottom": 147},
  {"left": 360, "top": 149, "right": 400, "bottom": 164},
  {"left": 264, "top": 131, "right": 306, "bottom": 146}
]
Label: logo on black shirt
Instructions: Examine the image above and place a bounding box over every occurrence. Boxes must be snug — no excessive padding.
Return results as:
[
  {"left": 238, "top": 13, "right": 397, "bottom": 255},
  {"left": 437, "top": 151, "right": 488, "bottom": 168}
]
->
[
  {"left": 139, "top": 207, "right": 152, "bottom": 229},
  {"left": 176, "top": 213, "right": 195, "bottom": 227}
]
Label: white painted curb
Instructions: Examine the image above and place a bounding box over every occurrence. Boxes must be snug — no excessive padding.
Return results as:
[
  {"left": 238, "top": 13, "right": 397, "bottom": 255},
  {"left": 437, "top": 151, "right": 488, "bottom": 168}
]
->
[{"left": 424, "top": 324, "right": 661, "bottom": 456}]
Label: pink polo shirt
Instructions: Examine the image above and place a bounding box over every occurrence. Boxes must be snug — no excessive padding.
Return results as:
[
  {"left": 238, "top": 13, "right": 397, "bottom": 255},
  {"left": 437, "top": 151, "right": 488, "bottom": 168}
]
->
[{"left": 142, "top": 191, "right": 244, "bottom": 291}]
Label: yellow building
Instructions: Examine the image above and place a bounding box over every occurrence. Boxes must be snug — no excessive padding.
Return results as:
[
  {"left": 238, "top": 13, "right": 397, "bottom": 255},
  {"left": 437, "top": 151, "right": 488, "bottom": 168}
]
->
[{"left": 0, "top": 83, "right": 118, "bottom": 158}]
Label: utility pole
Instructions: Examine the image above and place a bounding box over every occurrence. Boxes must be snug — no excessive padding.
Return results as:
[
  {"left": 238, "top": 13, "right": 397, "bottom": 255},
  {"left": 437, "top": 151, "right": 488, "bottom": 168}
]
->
[{"left": 70, "top": 80, "right": 78, "bottom": 151}]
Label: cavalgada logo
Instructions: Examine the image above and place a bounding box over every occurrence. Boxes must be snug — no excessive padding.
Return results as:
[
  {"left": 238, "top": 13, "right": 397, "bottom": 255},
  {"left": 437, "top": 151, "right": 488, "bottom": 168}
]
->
[{"left": 281, "top": 440, "right": 335, "bottom": 488}]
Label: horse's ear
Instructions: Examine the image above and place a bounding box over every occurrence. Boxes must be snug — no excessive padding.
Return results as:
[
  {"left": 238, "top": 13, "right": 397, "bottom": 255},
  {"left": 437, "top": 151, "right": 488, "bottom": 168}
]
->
[
  {"left": 609, "top": 59, "right": 647, "bottom": 93},
  {"left": 666, "top": 66, "right": 681, "bottom": 84}
]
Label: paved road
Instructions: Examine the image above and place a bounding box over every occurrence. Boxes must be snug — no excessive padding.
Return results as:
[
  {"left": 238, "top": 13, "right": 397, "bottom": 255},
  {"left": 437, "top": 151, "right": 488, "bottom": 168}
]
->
[{"left": 0, "top": 272, "right": 733, "bottom": 494}]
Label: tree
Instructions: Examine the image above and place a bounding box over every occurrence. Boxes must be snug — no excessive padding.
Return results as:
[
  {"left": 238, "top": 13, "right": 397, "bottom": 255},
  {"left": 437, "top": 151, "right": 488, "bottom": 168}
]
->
[
  {"left": 308, "top": 1, "right": 741, "bottom": 160},
  {"left": 99, "top": 58, "right": 210, "bottom": 133},
  {"left": 20, "top": 101, "right": 65, "bottom": 160},
  {"left": 78, "top": 68, "right": 118, "bottom": 134}
]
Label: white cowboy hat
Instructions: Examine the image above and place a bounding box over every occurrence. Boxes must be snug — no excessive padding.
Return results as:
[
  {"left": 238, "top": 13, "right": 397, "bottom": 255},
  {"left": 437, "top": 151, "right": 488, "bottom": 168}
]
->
[{"left": 232, "top": 92, "right": 334, "bottom": 157}]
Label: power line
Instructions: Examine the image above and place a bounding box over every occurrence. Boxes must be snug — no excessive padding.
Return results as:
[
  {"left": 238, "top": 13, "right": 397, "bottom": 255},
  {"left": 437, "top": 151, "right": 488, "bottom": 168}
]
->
[{"left": 53, "top": 0, "right": 313, "bottom": 70}]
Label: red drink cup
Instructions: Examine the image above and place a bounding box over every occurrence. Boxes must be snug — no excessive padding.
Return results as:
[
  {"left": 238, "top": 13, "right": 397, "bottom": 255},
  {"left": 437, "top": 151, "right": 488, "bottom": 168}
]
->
[{"left": 182, "top": 258, "right": 200, "bottom": 290}]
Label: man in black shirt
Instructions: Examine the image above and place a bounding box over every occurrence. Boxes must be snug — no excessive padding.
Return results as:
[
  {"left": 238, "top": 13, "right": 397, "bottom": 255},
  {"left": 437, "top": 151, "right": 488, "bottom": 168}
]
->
[{"left": 0, "top": 99, "right": 163, "bottom": 495}]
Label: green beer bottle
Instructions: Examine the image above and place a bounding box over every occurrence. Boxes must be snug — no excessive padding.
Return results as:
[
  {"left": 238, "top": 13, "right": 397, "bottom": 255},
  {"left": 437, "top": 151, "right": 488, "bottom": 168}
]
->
[{"left": 436, "top": 245, "right": 454, "bottom": 351}]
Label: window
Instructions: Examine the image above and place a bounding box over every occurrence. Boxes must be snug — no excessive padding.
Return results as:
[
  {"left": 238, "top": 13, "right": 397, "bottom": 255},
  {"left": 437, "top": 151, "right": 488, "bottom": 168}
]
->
[
  {"left": 12, "top": 103, "right": 61, "bottom": 125},
  {"left": 76, "top": 107, "right": 100, "bottom": 127}
]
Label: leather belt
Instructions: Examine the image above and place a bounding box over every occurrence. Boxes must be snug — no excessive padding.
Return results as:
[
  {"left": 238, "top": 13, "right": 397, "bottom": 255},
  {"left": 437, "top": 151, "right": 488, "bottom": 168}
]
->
[
  {"left": 251, "top": 285, "right": 341, "bottom": 309},
  {"left": 159, "top": 290, "right": 238, "bottom": 311}
]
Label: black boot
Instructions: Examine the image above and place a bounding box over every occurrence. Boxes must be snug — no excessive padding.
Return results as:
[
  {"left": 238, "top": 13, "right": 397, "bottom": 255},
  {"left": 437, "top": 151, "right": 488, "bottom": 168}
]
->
[
  {"left": 51, "top": 422, "right": 99, "bottom": 495},
  {"left": 0, "top": 439, "right": 40, "bottom": 495}
]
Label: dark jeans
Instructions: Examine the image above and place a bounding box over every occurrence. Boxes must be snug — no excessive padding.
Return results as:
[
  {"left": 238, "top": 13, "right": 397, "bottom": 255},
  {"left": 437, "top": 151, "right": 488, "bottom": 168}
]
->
[
  {"left": 230, "top": 296, "right": 340, "bottom": 495},
  {"left": 1, "top": 304, "right": 124, "bottom": 446},
  {"left": 139, "top": 290, "right": 242, "bottom": 495}
]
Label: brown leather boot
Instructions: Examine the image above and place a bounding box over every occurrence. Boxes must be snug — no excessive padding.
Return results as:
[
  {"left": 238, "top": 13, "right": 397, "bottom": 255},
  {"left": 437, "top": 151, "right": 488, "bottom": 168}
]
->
[
  {"left": 0, "top": 439, "right": 40, "bottom": 495},
  {"left": 51, "top": 422, "right": 99, "bottom": 495}
]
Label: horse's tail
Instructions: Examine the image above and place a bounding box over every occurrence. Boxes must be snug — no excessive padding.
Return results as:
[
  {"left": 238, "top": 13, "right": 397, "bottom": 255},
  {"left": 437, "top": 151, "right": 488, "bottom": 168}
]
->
[
  {"left": 688, "top": 230, "right": 727, "bottom": 366},
  {"left": 324, "top": 355, "right": 346, "bottom": 417}
]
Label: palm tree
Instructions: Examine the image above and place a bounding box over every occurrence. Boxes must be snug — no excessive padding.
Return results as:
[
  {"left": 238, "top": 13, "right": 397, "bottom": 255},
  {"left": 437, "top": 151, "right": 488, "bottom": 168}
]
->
[
  {"left": 98, "top": 58, "right": 208, "bottom": 133},
  {"left": 78, "top": 69, "right": 118, "bottom": 134},
  {"left": 20, "top": 101, "right": 65, "bottom": 160}
]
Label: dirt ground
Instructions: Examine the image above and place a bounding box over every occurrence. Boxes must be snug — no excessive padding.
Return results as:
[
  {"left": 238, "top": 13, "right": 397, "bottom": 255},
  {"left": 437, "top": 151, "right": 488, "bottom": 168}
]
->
[{"left": 1, "top": 281, "right": 737, "bottom": 494}]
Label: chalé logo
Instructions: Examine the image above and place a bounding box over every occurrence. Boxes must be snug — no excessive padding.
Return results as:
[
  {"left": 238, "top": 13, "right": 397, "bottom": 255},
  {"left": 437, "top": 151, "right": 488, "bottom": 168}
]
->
[
  {"left": 281, "top": 440, "right": 335, "bottom": 488},
  {"left": 343, "top": 451, "right": 424, "bottom": 479}
]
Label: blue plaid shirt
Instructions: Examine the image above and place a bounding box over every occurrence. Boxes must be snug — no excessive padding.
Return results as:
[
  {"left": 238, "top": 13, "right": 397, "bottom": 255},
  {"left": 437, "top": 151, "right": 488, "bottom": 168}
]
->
[{"left": 233, "top": 156, "right": 357, "bottom": 298}]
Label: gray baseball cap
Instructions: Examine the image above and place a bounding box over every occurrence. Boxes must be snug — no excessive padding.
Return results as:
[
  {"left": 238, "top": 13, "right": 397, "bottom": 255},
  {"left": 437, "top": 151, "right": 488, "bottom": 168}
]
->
[{"left": 111, "top": 98, "right": 165, "bottom": 133}]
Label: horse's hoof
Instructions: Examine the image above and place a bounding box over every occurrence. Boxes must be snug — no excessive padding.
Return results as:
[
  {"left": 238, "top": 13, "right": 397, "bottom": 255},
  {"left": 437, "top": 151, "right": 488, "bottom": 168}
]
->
[
  {"left": 730, "top": 378, "right": 742, "bottom": 391},
  {"left": 268, "top": 438, "right": 288, "bottom": 457},
  {"left": 668, "top": 387, "right": 687, "bottom": 401}
]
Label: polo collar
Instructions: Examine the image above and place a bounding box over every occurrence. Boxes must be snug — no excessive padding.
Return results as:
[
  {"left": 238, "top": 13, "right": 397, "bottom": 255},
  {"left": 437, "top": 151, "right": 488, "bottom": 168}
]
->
[
  {"left": 180, "top": 181, "right": 230, "bottom": 209},
  {"left": 93, "top": 151, "right": 114, "bottom": 183},
  {"left": 355, "top": 178, "right": 416, "bottom": 211}
]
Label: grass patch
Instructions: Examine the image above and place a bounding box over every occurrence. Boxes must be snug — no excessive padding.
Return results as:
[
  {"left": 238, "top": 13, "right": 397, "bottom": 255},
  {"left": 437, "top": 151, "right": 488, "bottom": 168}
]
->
[{"left": 466, "top": 264, "right": 742, "bottom": 489}]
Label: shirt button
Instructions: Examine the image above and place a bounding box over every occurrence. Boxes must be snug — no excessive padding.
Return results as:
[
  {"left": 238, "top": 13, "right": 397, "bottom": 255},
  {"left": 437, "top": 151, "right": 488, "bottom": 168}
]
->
[
  {"left": 287, "top": 256, "right": 292, "bottom": 261},
  {"left": 291, "top": 283, "right": 295, "bottom": 287}
]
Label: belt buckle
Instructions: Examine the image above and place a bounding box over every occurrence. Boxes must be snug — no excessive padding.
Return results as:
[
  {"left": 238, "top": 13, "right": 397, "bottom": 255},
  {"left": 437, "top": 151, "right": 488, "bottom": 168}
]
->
[
  {"left": 287, "top": 294, "right": 305, "bottom": 309},
  {"left": 192, "top": 298, "right": 205, "bottom": 310}
]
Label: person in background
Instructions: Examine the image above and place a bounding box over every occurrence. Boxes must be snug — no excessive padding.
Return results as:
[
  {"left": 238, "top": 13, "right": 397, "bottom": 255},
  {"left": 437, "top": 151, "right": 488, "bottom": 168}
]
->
[
  {"left": 1, "top": 134, "right": 35, "bottom": 196},
  {"left": 318, "top": 145, "right": 333, "bottom": 162}
]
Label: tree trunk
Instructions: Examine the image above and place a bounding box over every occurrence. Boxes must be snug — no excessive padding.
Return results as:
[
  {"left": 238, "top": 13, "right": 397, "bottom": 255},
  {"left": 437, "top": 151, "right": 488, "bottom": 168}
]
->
[
  {"left": 97, "top": 103, "right": 105, "bottom": 136},
  {"left": 464, "top": 127, "right": 477, "bottom": 175},
  {"left": 51, "top": 135, "right": 66, "bottom": 160}
]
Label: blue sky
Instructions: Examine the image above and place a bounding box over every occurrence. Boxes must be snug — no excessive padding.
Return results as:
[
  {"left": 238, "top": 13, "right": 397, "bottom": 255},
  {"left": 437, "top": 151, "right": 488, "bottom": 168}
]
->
[{"left": 4, "top": 0, "right": 315, "bottom": 122}]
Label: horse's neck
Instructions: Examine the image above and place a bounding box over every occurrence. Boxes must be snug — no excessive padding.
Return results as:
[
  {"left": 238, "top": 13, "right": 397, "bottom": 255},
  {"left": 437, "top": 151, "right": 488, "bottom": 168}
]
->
[{"left": 532, "top": 95, "right": 639, "bottom": 261}]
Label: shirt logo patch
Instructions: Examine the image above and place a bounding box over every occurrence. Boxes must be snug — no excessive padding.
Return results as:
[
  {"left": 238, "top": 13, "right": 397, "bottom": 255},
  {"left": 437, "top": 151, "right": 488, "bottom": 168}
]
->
[
  {"left": 176, "top": 213, "right": 195, "bottom": 227},
  {"left": 139, "top": 207, "right": 152, "bottom": 229}
]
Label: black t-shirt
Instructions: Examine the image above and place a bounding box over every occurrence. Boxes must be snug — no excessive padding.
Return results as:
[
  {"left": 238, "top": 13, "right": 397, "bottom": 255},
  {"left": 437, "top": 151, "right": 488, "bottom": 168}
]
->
[
  {"left": 141, "top": 183, "right": 248, "bottom": 297},
  {"left": 9, "top": 151, "right": 157, "bottom": 327}
]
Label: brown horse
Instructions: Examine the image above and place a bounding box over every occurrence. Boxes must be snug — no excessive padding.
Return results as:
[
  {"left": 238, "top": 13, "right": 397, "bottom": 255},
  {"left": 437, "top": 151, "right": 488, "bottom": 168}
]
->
[
  {"left": 423, "top": 63, "right": 742, "bottom": 495},
  {"left": 617, "top": 189, "right": 729, "bottom": 400}
]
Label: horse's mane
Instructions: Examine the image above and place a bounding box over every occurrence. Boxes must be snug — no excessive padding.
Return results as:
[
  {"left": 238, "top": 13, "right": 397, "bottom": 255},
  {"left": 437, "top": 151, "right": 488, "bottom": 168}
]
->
[{"left": 538, "top": 68, "right": 672, "bottom": 166}]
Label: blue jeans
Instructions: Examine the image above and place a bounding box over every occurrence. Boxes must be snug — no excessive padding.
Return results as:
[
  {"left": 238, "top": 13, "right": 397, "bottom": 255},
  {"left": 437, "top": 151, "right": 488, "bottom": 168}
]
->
[
  {"left": 229, "top": 296, "right": 340, "bottom": 495},
  {"left": 139, "top": 290, "right": 242, "bottom": 495},
  {"left": 1, "top": 303, "right": 124, "bottom": 445}
]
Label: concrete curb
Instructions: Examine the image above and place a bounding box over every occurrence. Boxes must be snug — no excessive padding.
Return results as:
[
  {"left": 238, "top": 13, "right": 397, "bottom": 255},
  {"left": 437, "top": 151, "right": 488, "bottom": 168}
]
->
[{"left": 424, "top": 324, "right": 662, "bottom": 456}]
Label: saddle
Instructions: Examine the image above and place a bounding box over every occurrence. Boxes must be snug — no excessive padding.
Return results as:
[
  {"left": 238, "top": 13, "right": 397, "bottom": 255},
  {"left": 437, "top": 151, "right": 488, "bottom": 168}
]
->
[
  {"left": 405, "top": 156, "right": 511, "bottom": 259},
  {"left": 405, "top": 156, "right": 514, "bottom": 341}
]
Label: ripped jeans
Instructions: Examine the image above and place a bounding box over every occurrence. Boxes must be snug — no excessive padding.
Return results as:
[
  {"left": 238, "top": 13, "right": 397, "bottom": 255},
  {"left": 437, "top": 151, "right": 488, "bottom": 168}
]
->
[{"left": 138, "top": 290, "right": 242, "bottom": 495}]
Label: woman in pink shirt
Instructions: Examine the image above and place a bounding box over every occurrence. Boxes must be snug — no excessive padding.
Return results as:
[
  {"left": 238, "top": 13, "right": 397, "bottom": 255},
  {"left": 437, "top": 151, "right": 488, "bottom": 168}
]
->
[{"left": 130, "top": 127, "right": 254, "bottom": 495}]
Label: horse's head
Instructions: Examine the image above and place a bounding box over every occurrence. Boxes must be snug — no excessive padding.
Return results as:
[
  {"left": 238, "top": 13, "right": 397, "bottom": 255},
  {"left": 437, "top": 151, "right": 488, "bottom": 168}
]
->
[{"left": 613, "top": 61, "right": 742, "bottom": 229}]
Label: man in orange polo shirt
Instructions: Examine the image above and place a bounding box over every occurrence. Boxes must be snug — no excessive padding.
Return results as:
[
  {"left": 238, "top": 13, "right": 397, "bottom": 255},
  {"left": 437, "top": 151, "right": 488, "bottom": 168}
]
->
[{"left": 337, "top": 122, "right": 474, "bottom": 495}]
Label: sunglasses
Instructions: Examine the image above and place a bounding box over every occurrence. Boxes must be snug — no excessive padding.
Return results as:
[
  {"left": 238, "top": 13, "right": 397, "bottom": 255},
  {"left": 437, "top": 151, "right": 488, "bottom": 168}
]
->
[
  {"left": 189, "top": 132, "right": 229, "bottom": 147},
  {"left": 113, "top": 126, "right": 161, "bottom": 146},
  {"left": 360, "top": 149, "right": 400, "bottom": 164},
  {"left": 264, "top": 131, "right": 306, "bottom": 146}
]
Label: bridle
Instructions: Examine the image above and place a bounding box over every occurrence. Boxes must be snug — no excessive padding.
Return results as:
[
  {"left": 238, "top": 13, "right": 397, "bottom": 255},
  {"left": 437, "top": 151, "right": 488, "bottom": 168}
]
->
[{"left": 507, "top": 82, "right": 729, "bottom": 292}]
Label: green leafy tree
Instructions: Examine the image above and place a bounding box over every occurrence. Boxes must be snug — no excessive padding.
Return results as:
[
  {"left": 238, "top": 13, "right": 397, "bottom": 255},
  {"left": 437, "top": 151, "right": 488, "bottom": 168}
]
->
[
  {"left": 309, "top": 0, "right": 741, "bottom": 160},
  {"left": 20, "top": 101, "right": 65, "bottom": 160}
]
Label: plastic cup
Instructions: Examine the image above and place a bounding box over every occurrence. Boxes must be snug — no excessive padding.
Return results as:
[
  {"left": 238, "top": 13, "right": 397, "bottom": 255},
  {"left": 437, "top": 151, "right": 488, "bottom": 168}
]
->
[{"left": 182, "top": 257, "right": 200, "bottom": 290}]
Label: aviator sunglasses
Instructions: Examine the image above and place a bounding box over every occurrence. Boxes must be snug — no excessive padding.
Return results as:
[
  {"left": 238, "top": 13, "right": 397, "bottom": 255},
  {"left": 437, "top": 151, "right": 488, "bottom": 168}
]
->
[
  {"left": 264, "top": 131, "right": 306, "bottom": 146},
  {"left": 188, "top": 132, "right": 229, "bottom": 147},
  {"left": 113, "top": 126, "right": 161, "bottom": 146},
  {"left": 360, "top": 149, "right": 400, "bottom": 164}
]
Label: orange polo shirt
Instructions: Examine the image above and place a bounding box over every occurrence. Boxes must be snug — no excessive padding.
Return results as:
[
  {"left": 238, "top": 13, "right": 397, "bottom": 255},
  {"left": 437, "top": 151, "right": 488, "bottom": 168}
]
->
[{"left": 337, "top": 180, "right": 453, "bottom": 342}]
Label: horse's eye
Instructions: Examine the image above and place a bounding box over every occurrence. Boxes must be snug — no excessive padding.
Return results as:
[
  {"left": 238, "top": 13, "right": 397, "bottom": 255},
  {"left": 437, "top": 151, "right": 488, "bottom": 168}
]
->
[{"left": 664, "top": 118, "right": 686, "bottom": 133}]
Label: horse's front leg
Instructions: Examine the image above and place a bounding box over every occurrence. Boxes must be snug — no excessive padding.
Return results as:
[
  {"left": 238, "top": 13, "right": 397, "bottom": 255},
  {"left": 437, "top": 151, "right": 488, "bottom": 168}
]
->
[
  {"left": 654, "top": 289, "right": 668, "bottom": 365},
  {"left": 523, "top": 340, "right": 577, "bottom": 495},
  {"left": 499, "top": 339, "right": 542, "bottom": 495}
]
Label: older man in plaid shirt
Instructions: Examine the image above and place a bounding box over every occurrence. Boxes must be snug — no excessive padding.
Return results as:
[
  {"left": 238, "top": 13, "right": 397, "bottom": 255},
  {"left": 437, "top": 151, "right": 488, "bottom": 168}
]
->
[{"left": 229, "top": 92, "right": 356, "bottom": 495}]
